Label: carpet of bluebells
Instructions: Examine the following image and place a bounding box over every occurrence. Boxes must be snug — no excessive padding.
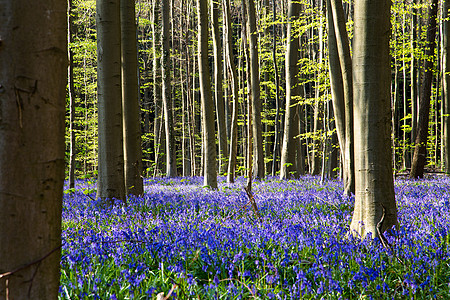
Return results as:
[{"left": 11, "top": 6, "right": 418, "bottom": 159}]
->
[{"left": 59, "top": 176, "right": 450, "bottom": 299}]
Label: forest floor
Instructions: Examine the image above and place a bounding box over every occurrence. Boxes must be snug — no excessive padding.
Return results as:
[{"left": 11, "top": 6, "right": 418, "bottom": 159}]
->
[{"left": 60, "top": 176, "right": 450, "bottom": 299}]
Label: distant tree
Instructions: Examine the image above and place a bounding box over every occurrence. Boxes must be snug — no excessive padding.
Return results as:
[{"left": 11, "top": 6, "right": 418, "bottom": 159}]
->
[
  {"left": 96, "top": 0, "right": 126, "bottom": 202},
  {"left": 162, "top": 0, "right": 177, "bottom": 177},
  {"left": 443, "top": 0, "right": 450, "bottom": 173},
  {"left": 198, "top": 0, "right": 218, "bottom": 188},
  {"left": 280, "top": 0, "right": 301, "bottom": 180},
  {"left": 244, "top": 0, "right": 265, "bottom": 179},
  {"left": 211, "top": 0, "right": 228, "bottom": 175},
  {"left": 121, "top": 0, "right": 144, "bottom": 195},
  {"left": 410, "top": 0, "right": 438, "bottom": 178},
  {"left": 350, "top": 0, "right": 398, "bottom": 237},
  {"left": 224, "top": 0, "right": 239, "bottom": 183},
  {"left": 328, "top": 0, "right": 354, "bottom": 196},
  {"left": 0, "top": 0, "right": 67, "bottom": 297}
]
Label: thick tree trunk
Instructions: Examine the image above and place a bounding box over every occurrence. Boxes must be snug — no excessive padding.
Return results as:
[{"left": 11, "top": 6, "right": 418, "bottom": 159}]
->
[
  {"left": 162, "top": 0, "right": 177, "bottom": 177},
  {"left": 410, "top": 0, "right": 438, "bottom": 178},
  {"left": 0, "top": 0, "right": 66, "bottom": 297},
  {"left": 245, "top": 0, "right": 265, "bottom": 179},
  {"left": 121, "top": 0, "right": 143, "bottom": 196},
  {"left": 96, "top": 0, "right": 126, "bottom": 202},
  {"left": 198, "top": 0, "right": 218, "bottom": 188},
  {"left": 350, "top": 0, "right": 398, "bottom": 238},
  {"left": 280, "top": 0, "right": 301, "bottom": 180},
  {"left": 211, "top": 0, "right": 228, "bottom": 175}
]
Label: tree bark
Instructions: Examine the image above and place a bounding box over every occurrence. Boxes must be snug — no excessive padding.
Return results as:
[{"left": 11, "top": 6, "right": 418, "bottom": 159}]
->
[
  {"left": 0, "top": 0, "right": 66, "bottom": 297},
  {"left": 280, "top": 0, "right": 301, "bottom": 180},
  {"left": 211, "top": 0, "right": 228, "bottom": 175},
  {"left": 96, "top": 0, "right": 126, "bottom": 202},
  {"left": 329, "top": 0, "right": 354, "bottom": 196},
  {"left": 121, "top": 0, "right": 143, "bottom": 195},
  {"left": 410, "top": 0, "right": 439, "bottom": 178},
  {"left": 198, "top": 0, "right": 218, "bottom": 188},
  {"left": 162, "top": 0, "right": 177, "bottom": 177},
  {"left": 350, "top": 0, "right": 398, "bottom": 238},
  {"left": 245, "top": 0, "right": 265, "bottom": 179},
  {"left": 224, "top": 0, "right": 239, "bottom": 183},
  {"left": 442, "top": 0, "right": 450, "bottom": 173},
  {"left": 68, "top": 0, "right": 77, "bottom": 189}
]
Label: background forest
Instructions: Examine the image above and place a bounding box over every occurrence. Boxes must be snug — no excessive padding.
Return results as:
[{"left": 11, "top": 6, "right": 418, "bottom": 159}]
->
[{"left": 67, "top": 0, "right": 447, "bottom": 184}]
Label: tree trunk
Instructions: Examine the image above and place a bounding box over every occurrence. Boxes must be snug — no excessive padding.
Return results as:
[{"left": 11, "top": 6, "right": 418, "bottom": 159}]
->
[
  {"left": 410, "top": 0, "right": 439, "bottom": 178},
  {"left": 121, "top": 0, "right": 143, "bottom": 195},
  {"left": 162, "top": 0, "right": 177, "bottom": 177},
  {"left": 329, "top": 0, "right": 355, "bottom": 196},
  {"left": 68, "top": 0, "right": 77, "bottom": 189},
  {"left": 198, "top": 0, "right": 217, "bottom": 189},
  {"left": 224, "top": 0, "right": 239, "bottom": 183},
  {"left": 245, "top": 0, "right": 265, "bottom": 179},
  {"left": 280, "top": 0, "right": 301, "bottom": 180},
  {"left": 96, "top": 0, "right": 126, "bottom": 202},
  {"left": 0, "top": 0, "right": 66, "bottom": 297},
  {"left": 211, "top": 0, "right": 228, "bottom": 175},
  {"left": 272, "top": 0, "right": 282, "bottom": 176},
  {"left": 442, "top": 0, "right": 450, "bottom": 173},
  {"left": 350, "top": 0, "right": 398, "bottom": 238}
]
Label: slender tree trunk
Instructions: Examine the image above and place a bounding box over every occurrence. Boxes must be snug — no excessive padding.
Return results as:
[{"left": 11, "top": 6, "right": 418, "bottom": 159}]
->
[
  {"left": 411, "top": 0, "right": 418, "bottom": 162},
  {"left": 198, "top": 0, "right": 217, "bottom": 188},
  {"left": 0, "top": 0, "right": 66, "bottom": 297},
  {"left": 350, "top": 0, "right": 398, "bottom": 238},
  {"left": 410, "top": 0, "right": 439, "bottom": 178},
  {"left": 443, "top": 0, "right": 450, "bottom": 173},
  {"left": 224, "top": 0, "right": 239, "bottom": 183},
  {"left": 272, "top": 0, "right": 282, "bottom": 176},
  {"left": 96, "top": 0, "right": 126, "bottom": 202},
  {"left": 280, "top": 0, "right": 301, "bottom": 179},
  {"left": 121, "top": 0, "right": 143, "bottom": 195},
  {"left": 245, "top": 0, "right": 265, "bottom": 179},
  {"left": 162, "top": 0, "right": 177, "bottom": 177},
  {"left": 152, "top": 0, "right": 163, "bottom": 176},
  {"left": 68, "top": 0, "right": 77, "bottom": 189},
  {"left": 211, "top": 0, "right": 228, "bottom": 175},
  {"left": 329, "top": 0, "right": 354, "bottom": 196}
]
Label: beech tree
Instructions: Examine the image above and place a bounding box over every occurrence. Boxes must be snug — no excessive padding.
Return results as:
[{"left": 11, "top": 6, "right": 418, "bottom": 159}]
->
[
  {"left": 0, "top": 0, "right": 67, "bottom": 297},
  {"left": 96, "top": 0, "right": 126, "bottom": 202},
  {"left": 280, "top": 0, "right": 301, "bottom": 180},
  {"left": 350, "top": 0, "right": 398, "bottom": 237},
  {"left": 121, "top": 0, "right": 144, "bottom": 196},
  {"left": 443, "top": 0, "right": 450, "bottom": 173},
  {"left": 410, "top": 0, "right": 438, "bottom": 178},
  {"left": 198, "top": 0, "right": 218, "bottom": 188}
]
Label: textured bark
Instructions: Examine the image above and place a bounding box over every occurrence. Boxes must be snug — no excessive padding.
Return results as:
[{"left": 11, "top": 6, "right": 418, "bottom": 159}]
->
[
  {"left": 162, "top": 0, "right": 177, "bottom": 177},
  {"left": 350, "top": 0, "right": 398, "bottom": 238},
  {"left": 443, "top": 0, "right": 450, "bottom": 173},
  {"left": 96, "top": 0, "right": 126, "bottom": 202},
  {"left": 224, "top": 0, "right": 239, "bottom": 183},
  {"left": 68, "top": 0, "right": 76, "bottom": 189},
  {"left": 329, "top": 0, "right": 354, "bottom": 196},
  {"left": 245, "top": 0, "right": 265, "bottom": 179},
  {"left": 211, "top": 0, "right": 228, "bottom": 175},
  {"left": 198, "top": 0, "right": 218, "bottom": 189},
  {"left": 121, "top": 0, "right": 143, "bottom": 196},
  {"left": 410, "top": 0, "right": 438, "bottom": 178},
  {"left": 0, "top": 0, "right": 66, "bottom": 298},
  {"left": 280, "top": 0, "right": 301, "bottom": 180}
]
